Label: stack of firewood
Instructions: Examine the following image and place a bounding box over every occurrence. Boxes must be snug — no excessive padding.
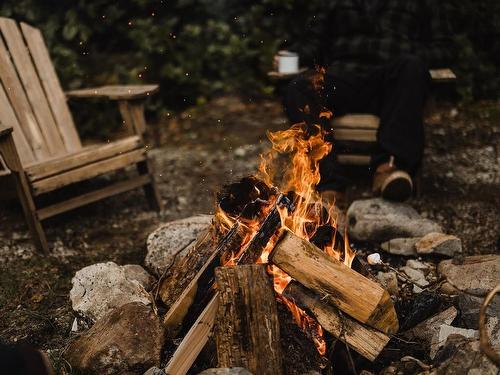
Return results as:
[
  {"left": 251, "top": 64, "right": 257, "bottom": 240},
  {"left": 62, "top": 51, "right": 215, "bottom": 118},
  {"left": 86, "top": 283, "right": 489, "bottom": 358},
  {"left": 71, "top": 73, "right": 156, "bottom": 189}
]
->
[{"left": 154, "top": 180, "right": 398, "bottom": 375}]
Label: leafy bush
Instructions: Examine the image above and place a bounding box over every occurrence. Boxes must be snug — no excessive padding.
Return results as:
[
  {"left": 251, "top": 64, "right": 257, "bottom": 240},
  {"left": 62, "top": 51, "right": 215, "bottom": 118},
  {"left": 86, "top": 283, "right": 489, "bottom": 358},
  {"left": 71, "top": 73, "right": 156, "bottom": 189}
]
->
[{"left": 0, "top": 0, "right": 498, "bottom": 136}]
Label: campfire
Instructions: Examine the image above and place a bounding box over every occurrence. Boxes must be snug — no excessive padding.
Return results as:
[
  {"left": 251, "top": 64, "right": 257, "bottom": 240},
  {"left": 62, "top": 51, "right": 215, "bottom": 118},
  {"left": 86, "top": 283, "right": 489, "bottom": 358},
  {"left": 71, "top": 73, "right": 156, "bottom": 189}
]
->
[{"left": 157, "top": 118, "right": 398, "bottom": 375}]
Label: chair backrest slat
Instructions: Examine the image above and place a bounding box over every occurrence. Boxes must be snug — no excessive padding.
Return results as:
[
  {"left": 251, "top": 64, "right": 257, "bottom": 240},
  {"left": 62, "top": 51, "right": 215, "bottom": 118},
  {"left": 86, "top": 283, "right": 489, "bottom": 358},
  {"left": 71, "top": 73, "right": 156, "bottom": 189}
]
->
[
  {"left": 0, "top": 17, "right": 67, "bottom": 158},
  {"left": 20, "top": 22, "right": 81, "bottom": 151},
  {"left": 0, "top": 34, "right": 50, "bottom": 160},
  {"left": 0, "top": 82, "right": 35, "bottom": 164}
]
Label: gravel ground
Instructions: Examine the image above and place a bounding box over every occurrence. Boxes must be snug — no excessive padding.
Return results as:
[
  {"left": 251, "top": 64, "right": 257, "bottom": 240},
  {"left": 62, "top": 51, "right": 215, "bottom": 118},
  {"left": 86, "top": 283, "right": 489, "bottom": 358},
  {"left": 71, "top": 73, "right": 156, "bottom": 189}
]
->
[{"left": 0, "top": 95, "right": 498, "bottom": 372}]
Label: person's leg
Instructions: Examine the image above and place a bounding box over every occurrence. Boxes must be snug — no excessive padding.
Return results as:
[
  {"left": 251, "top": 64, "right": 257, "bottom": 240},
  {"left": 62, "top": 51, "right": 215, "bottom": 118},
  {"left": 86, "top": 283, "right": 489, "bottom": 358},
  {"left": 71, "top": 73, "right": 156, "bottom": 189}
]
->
[
  {"left": 374, "top": 55, "right": 430, "bottom": 172},
  {"left": 370, "top": 55, "right": 430, "bottom": 200}
]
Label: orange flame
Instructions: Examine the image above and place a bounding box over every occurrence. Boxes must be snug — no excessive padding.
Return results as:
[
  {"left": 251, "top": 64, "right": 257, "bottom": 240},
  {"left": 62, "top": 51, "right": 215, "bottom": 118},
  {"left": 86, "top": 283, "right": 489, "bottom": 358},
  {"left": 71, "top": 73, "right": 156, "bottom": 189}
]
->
[{"left": 216, "top": 69, "right": 355, "bottom": 357}]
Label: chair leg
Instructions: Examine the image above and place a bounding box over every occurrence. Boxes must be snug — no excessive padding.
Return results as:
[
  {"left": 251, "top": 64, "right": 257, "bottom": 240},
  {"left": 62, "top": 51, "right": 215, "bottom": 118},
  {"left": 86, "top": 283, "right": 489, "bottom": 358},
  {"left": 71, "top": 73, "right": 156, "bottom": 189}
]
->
[
  {"left": 13, "top": 172, "right": 49, "bottom": 253},
  {"left": 137, "top": 158, "right": 163, "bottom": 211}
]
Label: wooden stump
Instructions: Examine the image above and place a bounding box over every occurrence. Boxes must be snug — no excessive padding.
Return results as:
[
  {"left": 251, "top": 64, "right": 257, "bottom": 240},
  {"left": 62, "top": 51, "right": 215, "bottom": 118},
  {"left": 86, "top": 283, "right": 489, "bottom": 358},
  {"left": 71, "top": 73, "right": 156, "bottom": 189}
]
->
[
  {"left": 283, "top": 281, "right": 390, "bottom": 361},
  {"left": 215, "top": 265, "right": 284, "bottom": 375},
  {"left": 269, "top": 229, "right": 399, "bottom": 334}
]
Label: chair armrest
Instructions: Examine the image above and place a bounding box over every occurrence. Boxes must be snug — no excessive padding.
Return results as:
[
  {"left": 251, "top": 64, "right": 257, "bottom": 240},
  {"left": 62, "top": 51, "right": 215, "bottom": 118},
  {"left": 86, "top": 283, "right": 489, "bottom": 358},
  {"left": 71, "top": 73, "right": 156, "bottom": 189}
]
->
[
  {"left": 66, "top": 84, "right": 159, "bottom": 100},
  {"left": 429, "top": 68, "right": 456, "bottom": 82},
  {"left": 0, "top": 125, "right": 23, "bottom": 173},
  {"left": 0, "top": 125, "right": 13, "bottom": 138}
]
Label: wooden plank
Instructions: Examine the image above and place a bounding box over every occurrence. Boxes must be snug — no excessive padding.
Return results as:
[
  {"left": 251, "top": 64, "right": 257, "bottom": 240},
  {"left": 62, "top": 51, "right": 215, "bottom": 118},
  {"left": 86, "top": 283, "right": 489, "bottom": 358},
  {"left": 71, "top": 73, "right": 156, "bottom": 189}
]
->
[
  {"left": 118, "top": 100, "right": 148, "bottom": 137},
  {"left": 0, "top": 130, "right": 48, "bottom": 251},
  {"left": 37, "top": 174, "right": 151, "bottom": 220},
  {"left": 27, "top": 135, "right": 142, "bottom": 181},
  {"left": 0, "top": 32, "right": 48, "bottom": 160},
  {"left": 283, "top": 281, "right": 390, "bottom": 361},
  {"left": 20, "top": 22, "right": 81, "bottom": 151},
  {"left": 337, "top": 154, "right": 371, "bottom": 165},
  {"left": 66, "top": 84, "right": 159, "bottom": 100},
  {"left": 0, "top": 83, "right": 35, "bottom": 164},
  {"left": 267, "top": 67, "right": 308, "bottom": 80},
  {"left": 118, "top": 101, "right": 136, "bottom": 136},
  {"left": 269, "top": 229, "right": 399, "bottom": 334},
  {"left": 0, "top": 18, "right": 65, "bottom": 156},
  {"left": 429, "top": 68, "right": 456, "bottom": 82},
  {"left": 32, "top": 148, "right": 146, "bottom": 194},
  {"left": 334, "top": 128, "right": 377, "bottom": 142},
  {"left": 164, "top": 294, "right": 219, "bottom": 375},
  {"left": 215, "top": 265, "right": 284, "bottom": 375},
  {"left": 332, "top": 114, "right": 380, "bottom": 129}
]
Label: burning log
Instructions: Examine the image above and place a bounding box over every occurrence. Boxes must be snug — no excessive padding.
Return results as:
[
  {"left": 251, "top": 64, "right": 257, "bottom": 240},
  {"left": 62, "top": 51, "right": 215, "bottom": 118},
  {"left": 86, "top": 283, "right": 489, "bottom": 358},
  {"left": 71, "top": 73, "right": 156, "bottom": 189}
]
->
[
  {"left": 269, "top": 229, "right": 399, "bottom": 334},
  {"left": 163, "top": 222, "right": 248, "bottom": 335},
  {"left": 283, "top": 281, "right": 390, "bottom": 361},
  {"left": 214, "top": 265, "right": 284, "bottom": 375},
  {"left": 164, "top": 196, "right": 291, "bottom": 375},
  {"left": 158, "top": 225, "right": 217, "bottom": 308}
]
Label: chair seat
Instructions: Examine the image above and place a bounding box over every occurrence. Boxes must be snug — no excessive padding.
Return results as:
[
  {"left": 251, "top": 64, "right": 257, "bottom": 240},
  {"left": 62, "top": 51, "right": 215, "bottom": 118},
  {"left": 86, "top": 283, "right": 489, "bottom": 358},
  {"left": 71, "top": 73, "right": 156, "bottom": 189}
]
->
[{"left": 26, "top": 136, "right": 145, "bottom": 195}]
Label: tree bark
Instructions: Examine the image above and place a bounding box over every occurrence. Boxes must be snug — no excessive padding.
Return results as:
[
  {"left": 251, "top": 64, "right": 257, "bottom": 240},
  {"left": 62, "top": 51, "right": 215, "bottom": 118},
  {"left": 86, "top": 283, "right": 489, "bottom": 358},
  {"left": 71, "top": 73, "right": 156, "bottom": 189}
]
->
[
  {"left": 214, "top": 265, "right": 284, "bottom": 375},
  {"left": 269, "top": 229, "right": 399, "bottom": 334},
  {"left": 283, "top": 281, "right": 390, "bottom": 361},
  {"left": 163, "top": 222, "right": 248, "bottom": 335}
]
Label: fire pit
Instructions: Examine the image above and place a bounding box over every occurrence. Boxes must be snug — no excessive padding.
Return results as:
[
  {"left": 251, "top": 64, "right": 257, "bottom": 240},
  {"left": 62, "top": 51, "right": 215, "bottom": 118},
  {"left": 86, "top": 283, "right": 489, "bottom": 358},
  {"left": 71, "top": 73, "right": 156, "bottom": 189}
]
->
[{"left": 158, "top": 122, "right": 398, "bottom": 375}]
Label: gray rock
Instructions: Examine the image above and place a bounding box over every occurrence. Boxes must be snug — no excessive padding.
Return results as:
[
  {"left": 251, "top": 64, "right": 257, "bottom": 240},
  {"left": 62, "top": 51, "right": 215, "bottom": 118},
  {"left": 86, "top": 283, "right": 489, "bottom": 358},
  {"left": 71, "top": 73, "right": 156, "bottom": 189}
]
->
[
  {"left": 403, "top": 306, "right": 458, "bottom": 350},
  {"left": 66, "top": 302, "right": 165, "bottom": 375},
  {"left": 197, "top": 369, "right": 253, "bottom": 375},
  {"left": 415, "top": 232, "right": 462, "bottom": 257},
  {"left": 431, "top": 337, "right": 498, "bottom": 374},
  {"left": 376, "top": 271, "right": 399, "bottom": 296},
  {"left": 347, "top": 198, "right": 442, "bottom": 242},
  {"left": 400, "top": 266, "right": 429, "bottom": 287},
  {"left": 123, "top": 264, "right": 155, "bottom": 290},
  {"left": 380, "top": 237, "right": 419, "bottom": 256},
  {"left": 431, "top": 324, "right": 478, "bottom": 358},
  {"left": 438, "top": 254, "right": 500, "bottom": 296},
  {"left": 406, "top": 259, "right": 430, "bottom": 271},
  {"left": 70, "top": 262, "right": 151, "bottom": 322},
  {"left": 144, "top": 367, "right": 166, "bottom": 375},
  {"left": 459, "top": 294, "right": 489, "bottom": 329},
  {"left": 145, "top": 215, "right": 212, "bottom": 276}
]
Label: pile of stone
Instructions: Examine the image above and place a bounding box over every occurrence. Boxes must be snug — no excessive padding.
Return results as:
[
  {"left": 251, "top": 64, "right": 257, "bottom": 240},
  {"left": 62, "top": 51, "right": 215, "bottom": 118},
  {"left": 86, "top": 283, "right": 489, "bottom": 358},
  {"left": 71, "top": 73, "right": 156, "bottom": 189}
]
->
[
  {"left": 63, "top": 200, "right": 499, "bottom": 375},
  {"left": 347, "top": 198, "right": 499, "bottom": 374}
]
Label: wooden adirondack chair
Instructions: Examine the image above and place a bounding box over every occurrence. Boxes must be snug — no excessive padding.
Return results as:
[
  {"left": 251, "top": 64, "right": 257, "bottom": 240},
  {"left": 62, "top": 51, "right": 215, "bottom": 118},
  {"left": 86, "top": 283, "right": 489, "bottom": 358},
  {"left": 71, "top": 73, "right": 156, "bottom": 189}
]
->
[{"left": 0, "top": 17, "right": 163, "bottom": 253}]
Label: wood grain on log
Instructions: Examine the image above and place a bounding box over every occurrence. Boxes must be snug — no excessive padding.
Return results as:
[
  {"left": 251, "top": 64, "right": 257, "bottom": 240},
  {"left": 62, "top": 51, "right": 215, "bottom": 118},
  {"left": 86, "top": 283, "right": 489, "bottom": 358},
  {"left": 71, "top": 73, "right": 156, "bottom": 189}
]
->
[
  {"left": 164, "top": 294, "right": 219, "bottom": 375},
  {"left": 215, "top": 265, "right": 284, "bottom": 375},
  {"left": 283, "top": 281, "right": 390, "bottom": 361},
  {"left": 158, "top": 225, "right": 217, "bottom": 308},
  {"left": 269, "top": 229, "right": 399, "bottom": 334},
  {"left": 163, "top": 222, "right": 248, "bottom": 335}
]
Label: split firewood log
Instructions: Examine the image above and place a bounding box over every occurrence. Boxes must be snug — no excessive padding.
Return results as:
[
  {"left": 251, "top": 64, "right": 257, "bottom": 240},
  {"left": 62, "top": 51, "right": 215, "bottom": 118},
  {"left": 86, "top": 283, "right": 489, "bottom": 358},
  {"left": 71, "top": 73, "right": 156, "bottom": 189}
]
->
[
  {"left": 283, "top": 281, "right": 390, "bottom": 361},
  {"left": 269, "top": 229, "right": 399, "bottom": 334}
]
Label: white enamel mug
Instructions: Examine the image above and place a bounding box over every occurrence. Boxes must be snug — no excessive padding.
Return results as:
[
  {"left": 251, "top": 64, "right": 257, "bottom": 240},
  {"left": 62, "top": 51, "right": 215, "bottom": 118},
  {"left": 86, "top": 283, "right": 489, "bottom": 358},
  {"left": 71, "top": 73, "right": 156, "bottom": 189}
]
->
[{"left": 278, "top": 51, "right": 299, "bottom": 74}]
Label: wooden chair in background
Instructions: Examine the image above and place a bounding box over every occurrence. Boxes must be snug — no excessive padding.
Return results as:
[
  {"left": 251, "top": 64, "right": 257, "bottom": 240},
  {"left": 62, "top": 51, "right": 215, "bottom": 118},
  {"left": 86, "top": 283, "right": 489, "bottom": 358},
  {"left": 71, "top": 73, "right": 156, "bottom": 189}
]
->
[{"left": 0, "top": 17, "right": 163, "bottom": 253}]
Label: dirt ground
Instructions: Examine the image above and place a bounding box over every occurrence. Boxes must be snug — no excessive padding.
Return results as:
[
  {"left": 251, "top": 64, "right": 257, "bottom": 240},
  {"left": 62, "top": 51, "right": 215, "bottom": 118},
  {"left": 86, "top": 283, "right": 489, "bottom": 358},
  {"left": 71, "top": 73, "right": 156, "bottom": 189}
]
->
[{"left": 0, "top": 95, "right": 499, "bottom": 372}]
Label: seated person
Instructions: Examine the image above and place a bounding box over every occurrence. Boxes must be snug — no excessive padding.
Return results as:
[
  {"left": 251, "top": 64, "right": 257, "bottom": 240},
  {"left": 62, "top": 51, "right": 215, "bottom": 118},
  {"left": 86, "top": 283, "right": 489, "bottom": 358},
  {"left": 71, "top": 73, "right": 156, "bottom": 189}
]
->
[{"left": 281, "top": 0, "right": 454, "bottom": 202}]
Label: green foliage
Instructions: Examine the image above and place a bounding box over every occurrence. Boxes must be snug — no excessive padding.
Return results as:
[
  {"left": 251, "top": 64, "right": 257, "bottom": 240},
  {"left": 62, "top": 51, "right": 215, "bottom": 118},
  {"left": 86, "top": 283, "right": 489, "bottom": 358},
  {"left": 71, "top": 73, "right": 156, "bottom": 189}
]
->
[{"left": 0, "top": 0, "right": 498, "bottom": 136}]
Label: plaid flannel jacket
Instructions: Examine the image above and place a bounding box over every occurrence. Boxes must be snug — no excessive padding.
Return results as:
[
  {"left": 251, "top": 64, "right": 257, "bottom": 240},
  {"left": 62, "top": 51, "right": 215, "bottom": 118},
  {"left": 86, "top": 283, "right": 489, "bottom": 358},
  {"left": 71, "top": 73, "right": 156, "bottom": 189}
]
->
[{"left": 293, "top": 0, "right": 454, "bottom": 72}]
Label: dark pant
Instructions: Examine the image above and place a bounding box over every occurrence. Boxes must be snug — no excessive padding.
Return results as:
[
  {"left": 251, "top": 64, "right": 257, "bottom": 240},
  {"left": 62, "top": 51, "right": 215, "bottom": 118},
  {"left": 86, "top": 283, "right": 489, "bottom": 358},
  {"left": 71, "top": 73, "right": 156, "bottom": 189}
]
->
[{"left": 284, "top": 55, "right": 430, "bottom": 191}]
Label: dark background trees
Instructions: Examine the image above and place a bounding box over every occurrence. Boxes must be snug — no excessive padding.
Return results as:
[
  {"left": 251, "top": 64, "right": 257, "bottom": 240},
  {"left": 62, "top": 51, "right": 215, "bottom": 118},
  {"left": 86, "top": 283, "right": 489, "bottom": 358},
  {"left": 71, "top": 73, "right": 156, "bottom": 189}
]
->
[{"left": 1, "top": 0, "right": 498, "bottom": 136}]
